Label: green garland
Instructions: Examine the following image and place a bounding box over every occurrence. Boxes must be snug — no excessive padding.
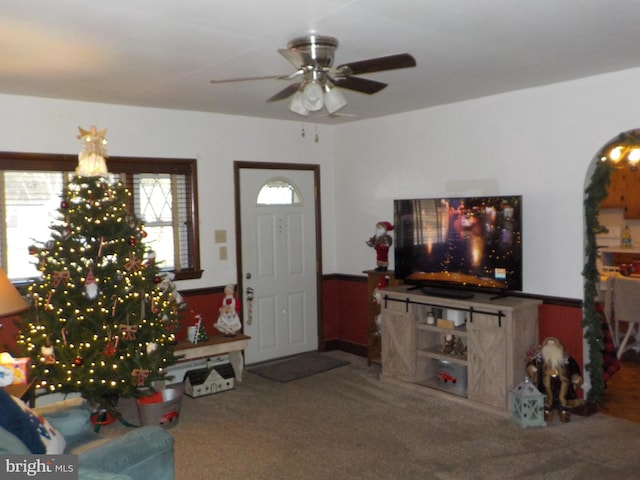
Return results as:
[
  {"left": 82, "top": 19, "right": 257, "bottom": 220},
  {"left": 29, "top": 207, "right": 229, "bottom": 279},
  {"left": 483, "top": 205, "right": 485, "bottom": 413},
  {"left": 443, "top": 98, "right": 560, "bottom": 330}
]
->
[{"left": 583, "top": 159, "right": 612, "bottom": 404}]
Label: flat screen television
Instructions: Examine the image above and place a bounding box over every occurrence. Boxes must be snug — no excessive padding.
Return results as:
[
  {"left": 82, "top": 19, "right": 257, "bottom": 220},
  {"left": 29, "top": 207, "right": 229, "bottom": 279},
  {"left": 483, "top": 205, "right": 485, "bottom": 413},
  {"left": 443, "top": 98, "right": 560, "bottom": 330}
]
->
[{"left": 393, "top": 195, "right": 523, "bottom": 295}]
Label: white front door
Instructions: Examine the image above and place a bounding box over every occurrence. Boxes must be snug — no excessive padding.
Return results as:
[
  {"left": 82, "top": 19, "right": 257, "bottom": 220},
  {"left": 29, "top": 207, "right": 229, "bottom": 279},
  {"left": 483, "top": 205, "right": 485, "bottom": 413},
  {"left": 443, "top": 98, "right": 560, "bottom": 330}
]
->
[{"left": 238, "top": 167, "right": 319, "bottom": 365}]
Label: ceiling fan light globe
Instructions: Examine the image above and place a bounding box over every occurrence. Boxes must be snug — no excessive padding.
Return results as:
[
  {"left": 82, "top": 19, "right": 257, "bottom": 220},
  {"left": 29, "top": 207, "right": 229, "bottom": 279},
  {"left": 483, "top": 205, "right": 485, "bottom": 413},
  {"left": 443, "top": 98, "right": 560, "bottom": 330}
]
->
[
  {"left": 289, "top": 91, "right": 309, "bottom": 116},
  {"left": 302, "top": 81, "right": 324, "bottom": 111},
  {"left": 324, "top": 87, "right": 347, "bottom": 114}
]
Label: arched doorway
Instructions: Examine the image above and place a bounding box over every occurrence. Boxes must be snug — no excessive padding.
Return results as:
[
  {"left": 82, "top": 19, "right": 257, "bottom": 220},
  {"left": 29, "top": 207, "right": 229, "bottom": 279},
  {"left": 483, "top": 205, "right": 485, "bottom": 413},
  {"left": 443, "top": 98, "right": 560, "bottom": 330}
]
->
[{"left": 584, "top": 128, "right": 640, "bottom": 404}]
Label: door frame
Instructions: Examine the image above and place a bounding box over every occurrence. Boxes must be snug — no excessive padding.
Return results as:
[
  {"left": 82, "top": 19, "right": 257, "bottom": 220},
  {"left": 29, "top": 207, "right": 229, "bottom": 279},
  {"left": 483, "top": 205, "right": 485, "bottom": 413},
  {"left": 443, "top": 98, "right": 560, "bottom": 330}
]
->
[{"left": 233, "top": 161, "right": 324, "bottom": 352}]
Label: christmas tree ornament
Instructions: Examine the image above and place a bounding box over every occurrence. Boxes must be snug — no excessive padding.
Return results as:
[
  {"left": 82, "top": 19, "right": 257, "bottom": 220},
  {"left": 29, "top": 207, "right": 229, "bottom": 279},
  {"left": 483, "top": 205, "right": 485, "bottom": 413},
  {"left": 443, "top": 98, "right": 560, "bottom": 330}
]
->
[
  {"left": 131, "top": 368, "right": 149, "bottom": 387},
  {"left": 73, "top": 356, "right": 84, "bottom": 367},
  {"left": 41, "top": 345, "right": 56, "bottom": 364},
  {"left": 129, "top": 236, "right": 137, "bottom": 247},
  {"left": 111, "top": 295, "right": 118, "bottom": 316},
  {"left": 97, "top": 237, "right": 104, "bottom": 257},
  {"left": 145, "top": 250, "right": 156, "bottom": 268},
  {"left": 120, "top": 324, "right": 138, "bottom": 340},
  {"left": 146, "top": 342, "right": 158, "bottom": 355},
  {"left": 61, "top": 200, "right": 69, "bottom": 209},
  {"left": 125, "top": 253, "right": 142, "bottom": 272},
  {"left": 84, "top": 268, "right": 99, "bottom": 300},
  {"left": 104, "top": 335, "right": 118, "bottom": 357},
  {"left": 52, "top": 270, "right": 70, "bottom": 287}
]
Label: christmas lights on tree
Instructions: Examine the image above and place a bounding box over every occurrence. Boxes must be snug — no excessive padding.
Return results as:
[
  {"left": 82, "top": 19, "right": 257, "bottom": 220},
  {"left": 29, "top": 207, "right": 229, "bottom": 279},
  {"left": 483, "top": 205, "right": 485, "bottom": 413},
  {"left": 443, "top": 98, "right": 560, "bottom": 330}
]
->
[{"left": 18, "top": 126, "right": 186, "bottom": 410}]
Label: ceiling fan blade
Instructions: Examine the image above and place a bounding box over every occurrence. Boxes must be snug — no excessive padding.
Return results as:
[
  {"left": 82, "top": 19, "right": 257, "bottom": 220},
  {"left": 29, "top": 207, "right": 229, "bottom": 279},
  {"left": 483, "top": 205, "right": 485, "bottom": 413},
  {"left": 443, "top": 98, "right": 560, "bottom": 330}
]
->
[
  {"left": 335, "top": 53, "right": 416, "bottom": 76},
  {"left": 210, "top": 75, "right": 289, "bottom": 84},
  {"left": 278, "top": 48, "right": 314, "bottom": 69},
  {"left": 333, "top": 76, "right": 388, "bottom": 95},
  {"left": 266, "top": 83, "right": 302, "bottom": 102}
]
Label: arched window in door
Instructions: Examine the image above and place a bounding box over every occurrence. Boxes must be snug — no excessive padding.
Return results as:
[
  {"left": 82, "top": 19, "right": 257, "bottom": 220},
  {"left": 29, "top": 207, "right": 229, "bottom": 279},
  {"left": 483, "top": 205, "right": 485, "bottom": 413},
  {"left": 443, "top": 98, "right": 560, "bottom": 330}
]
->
[{"left": 256, "top": 178, "right": 302, "bottom": 205}]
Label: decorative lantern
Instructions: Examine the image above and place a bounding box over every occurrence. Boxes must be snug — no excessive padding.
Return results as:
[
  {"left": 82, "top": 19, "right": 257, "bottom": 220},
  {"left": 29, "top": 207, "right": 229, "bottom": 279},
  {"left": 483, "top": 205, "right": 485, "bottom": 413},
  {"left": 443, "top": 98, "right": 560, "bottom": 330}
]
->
[{"left": 511, "top": 377, "right": 546, "bottom": 428}]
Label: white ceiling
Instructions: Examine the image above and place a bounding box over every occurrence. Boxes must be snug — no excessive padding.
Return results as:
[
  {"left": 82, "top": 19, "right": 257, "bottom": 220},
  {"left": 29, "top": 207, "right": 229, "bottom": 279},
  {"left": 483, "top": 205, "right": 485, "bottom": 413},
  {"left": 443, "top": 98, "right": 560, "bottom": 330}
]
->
[{"left": 2, "top": 0, "right": 640, "bottom": 124}]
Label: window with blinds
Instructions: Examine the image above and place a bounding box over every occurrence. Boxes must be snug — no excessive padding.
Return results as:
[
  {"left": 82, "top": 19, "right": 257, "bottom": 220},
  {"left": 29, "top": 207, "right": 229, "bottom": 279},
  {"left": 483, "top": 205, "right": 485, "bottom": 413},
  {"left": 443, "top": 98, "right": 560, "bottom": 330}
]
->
[{"left": 0, "top": 152, "right": 201, "bottom": 282}]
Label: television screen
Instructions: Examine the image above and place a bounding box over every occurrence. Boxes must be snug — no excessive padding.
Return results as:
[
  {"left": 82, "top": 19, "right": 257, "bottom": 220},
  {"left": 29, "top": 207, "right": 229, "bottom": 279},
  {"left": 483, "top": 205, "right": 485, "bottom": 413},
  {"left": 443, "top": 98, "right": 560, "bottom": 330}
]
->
[{"left": 393, "top": 195, "right": 523, "bottom": 293}]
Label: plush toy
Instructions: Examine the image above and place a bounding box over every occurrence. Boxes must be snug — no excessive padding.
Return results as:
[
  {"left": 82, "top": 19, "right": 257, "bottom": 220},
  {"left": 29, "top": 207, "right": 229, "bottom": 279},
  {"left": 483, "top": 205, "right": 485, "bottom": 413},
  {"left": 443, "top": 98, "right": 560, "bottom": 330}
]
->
[
  {"left": 214, "top": 284, "right": 242, "bottom": 337},
  {"left": 526, "top": 337, "right": 584, "bottom": 422}
]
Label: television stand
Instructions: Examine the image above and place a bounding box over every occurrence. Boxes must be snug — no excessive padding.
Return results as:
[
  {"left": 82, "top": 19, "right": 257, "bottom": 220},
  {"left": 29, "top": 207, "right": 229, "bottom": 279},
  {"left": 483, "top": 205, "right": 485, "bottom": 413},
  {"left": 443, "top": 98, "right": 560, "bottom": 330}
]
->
[
  {"left": 420, "top": 286, "right": 474, "bottom": 300},
  {"left": 380, "top": 284, "right": 541, "bottom": 410}
]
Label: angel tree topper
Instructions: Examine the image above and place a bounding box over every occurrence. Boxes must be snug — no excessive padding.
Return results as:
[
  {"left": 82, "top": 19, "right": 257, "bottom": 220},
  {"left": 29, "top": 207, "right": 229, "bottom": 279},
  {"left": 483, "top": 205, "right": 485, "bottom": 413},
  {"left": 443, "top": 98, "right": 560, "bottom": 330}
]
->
[{"left": 76, "top": 125, "right": 109, "bottom": 177}]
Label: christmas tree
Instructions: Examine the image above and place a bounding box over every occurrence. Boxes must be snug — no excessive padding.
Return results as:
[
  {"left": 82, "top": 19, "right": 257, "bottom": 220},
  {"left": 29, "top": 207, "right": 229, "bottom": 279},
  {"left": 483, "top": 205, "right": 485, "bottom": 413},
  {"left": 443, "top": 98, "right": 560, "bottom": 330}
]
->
[{"left": 18, "top": 126, "right": 185, "bottom": 410}]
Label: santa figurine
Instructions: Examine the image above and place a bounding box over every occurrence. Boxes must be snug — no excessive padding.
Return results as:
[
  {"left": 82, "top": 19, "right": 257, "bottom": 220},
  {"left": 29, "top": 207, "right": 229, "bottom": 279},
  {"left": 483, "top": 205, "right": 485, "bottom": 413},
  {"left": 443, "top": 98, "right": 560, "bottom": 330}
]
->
[
  {"left": 526, "top": 336, "right": 584, "bottom": 423},
  {"left": 214, "top": 284, "right": 242, "bottom": 337},
  {"left": 366, "top": 221, "right": 394, "bottom": 271}
]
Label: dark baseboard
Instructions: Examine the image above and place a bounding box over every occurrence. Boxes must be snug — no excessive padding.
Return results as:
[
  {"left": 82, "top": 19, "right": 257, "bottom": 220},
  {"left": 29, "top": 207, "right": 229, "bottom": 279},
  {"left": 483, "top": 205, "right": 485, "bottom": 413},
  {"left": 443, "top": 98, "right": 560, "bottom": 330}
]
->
[
  {"left": 570, "top": 401, "right": 598, "bottom": 417},
  {"left": 324, "top": 339, "right": 367, "bottom": 358}
]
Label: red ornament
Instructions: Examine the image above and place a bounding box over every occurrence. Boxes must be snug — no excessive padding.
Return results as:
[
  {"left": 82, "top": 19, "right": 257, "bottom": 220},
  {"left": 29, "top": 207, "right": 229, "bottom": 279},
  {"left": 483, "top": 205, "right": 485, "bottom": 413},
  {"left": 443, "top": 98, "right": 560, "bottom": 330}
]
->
[
  {"left": 141, "top": 230, "right": 148, "bottom": 238},
  {"left": 153, "top": 275, "right": 162, "bottom": 284},
  {"left": 104, "top": 342, "right": 116, "bottom": 357},
  {"left": 73, "top": 356, "right": 84, "bottom": 367},
  {"left": 61, "top": 200, "right": 69, "bottom": 209},
  {"left": 129, "top": 237, "right": 137, "bottom": 246}
]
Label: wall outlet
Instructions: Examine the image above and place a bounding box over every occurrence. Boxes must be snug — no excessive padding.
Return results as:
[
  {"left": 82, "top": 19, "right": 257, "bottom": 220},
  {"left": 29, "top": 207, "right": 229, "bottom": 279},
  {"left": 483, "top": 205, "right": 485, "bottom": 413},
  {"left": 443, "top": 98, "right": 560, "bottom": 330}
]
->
[{"left": 219, "top": 246, "right": 227, "bottom": 260}]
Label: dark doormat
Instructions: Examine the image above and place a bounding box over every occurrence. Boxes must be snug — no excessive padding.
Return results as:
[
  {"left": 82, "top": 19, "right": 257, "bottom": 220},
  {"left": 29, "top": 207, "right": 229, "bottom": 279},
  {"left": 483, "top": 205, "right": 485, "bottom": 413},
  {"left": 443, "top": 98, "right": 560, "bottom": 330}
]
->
[{"left": 247, "top": 353, "right": 349, "bottom": 383}]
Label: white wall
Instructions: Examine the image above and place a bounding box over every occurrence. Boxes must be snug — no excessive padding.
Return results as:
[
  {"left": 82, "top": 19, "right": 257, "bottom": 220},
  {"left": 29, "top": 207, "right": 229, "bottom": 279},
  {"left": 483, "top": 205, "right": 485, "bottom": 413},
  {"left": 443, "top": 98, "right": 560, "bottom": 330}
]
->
[
  {"left": 0, "top": 94, "right": 336, "bottom": 290},
  {"left": 333, "top": 67, "right": 640, "bottom": 299},
  {"left": 4, "top": 66, "right": 640, "bottom": 299}
]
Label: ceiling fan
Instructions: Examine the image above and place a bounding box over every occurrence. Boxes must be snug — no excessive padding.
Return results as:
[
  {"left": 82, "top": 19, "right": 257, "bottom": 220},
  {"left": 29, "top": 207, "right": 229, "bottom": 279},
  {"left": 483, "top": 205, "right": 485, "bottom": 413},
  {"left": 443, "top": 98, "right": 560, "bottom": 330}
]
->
[{"left": 210, "top": 35, "right": 416, "bottom": 117}]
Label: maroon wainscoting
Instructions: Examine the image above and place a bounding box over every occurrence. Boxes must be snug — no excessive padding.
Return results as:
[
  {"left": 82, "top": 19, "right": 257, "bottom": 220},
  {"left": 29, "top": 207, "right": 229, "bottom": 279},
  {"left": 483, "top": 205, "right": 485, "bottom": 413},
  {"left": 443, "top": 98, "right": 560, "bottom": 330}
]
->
[
  {"left": 322, "top": 274, "right": 368, "bottom": 346},
  {"left": 0, "top": 314, "right": 23, "bottom": 355},
  {"left": 178, "top": 286, "right": 226, "bottom": 342},
  {"left": 1, "top": 277, "right": 584, "bottom": 367},
  {"left": 538, "top": 302, "right": 584, "bottom": 373}
]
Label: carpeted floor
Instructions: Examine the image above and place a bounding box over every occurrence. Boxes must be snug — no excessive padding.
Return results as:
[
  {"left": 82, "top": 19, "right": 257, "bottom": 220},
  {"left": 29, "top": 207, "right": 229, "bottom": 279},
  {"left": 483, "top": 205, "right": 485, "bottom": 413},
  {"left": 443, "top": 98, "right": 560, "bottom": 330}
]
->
[{"left": 109, "top": 351, "right": 640, "bottom": 479}]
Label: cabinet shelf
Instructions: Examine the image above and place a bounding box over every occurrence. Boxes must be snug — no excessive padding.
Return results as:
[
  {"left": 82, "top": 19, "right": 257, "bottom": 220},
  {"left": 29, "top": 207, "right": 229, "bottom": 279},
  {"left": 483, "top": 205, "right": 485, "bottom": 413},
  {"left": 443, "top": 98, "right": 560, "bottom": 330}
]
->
[
  {"left": 417, "top": 346, "right": 467, "bottom": 365},
  {"left": 416, "top": 378, "right": 468, "bottom": 398},
  {"left": 416, "top": 323, "right": 467, "bottom": 337}
]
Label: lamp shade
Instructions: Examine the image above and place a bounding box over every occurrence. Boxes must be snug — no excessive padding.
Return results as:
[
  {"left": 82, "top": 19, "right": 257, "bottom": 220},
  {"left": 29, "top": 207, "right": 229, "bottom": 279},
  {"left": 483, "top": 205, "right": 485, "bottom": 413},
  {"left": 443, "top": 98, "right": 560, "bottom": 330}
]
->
[
  {"left": 302, "top": 81, "right": 324, "bottom": 112},
  {"left": 0, "top": 268, "right": 27, "bottom": 316},
  {"left": 324, "top": 85, "right": 347, "bottom": 114},
  {"left": 289, "top": 90, "right": 309, "bottom": 116}
]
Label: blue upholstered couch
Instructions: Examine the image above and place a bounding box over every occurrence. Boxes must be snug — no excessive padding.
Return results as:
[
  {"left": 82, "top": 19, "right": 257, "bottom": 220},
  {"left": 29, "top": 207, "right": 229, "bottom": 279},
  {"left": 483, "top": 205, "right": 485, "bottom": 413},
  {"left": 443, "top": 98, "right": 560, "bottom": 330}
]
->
[{"left": 0, "top": 395, "right": 175, "bottom": 480}]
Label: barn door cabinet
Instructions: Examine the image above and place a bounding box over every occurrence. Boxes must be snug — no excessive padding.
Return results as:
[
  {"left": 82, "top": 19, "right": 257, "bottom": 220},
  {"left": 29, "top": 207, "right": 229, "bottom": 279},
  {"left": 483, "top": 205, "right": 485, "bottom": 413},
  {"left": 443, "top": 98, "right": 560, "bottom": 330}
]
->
[{"left": 380, "top": 285, "right": 541, "bottom": 410}]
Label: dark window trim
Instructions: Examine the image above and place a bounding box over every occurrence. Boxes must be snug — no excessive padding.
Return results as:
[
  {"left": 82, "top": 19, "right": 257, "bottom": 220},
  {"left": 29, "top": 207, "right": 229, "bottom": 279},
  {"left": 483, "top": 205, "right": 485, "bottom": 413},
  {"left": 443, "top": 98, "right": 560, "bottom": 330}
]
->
[{"left": 0, "top": 151, "right": 202, "bottom": 281}]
